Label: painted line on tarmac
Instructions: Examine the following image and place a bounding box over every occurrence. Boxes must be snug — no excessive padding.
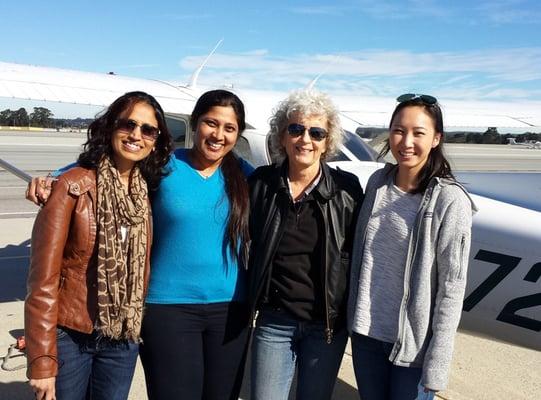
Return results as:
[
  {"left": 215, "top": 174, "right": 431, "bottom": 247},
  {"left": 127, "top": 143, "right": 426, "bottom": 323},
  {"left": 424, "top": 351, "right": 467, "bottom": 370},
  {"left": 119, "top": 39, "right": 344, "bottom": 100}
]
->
[
  {"left": 0, "top": 255, "right": 29, "bottom": 261},
  {"left": 0, "top": 211, "right": 37, "bottom": 216},
  {"left": 0, "top": 143, "right": 81, "bottom": 147},
  {"left": 449, "top": 153, "right": 541, "bottom": 158}
]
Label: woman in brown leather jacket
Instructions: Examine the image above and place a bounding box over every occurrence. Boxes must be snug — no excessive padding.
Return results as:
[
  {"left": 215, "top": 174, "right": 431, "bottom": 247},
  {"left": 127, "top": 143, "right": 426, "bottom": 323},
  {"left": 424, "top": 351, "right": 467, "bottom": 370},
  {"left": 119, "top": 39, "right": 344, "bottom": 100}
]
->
[{"left": 24, "top": 91, "right": 172, "bottom": 400}]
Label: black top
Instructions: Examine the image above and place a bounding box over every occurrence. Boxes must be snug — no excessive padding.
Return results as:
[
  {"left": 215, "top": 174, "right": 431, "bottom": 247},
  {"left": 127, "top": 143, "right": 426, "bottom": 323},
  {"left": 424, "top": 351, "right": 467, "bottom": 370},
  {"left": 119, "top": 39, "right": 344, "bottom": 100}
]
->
[{"left": 268, "top": 191, "right": 325, "bottom": 321}]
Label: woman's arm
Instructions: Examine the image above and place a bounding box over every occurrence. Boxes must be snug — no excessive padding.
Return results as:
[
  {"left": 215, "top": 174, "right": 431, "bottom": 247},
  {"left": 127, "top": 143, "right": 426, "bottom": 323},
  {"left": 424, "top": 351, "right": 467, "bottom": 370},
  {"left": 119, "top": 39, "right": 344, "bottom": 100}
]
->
[
  {"left": 25, "top": 175, "right": 76, "bottom": 381},
  {"left": 422, "top": 192, "right": 473, "bottom": 391},
  {"left": 26, "top": 162, "right": 77, "bottom": 205}
]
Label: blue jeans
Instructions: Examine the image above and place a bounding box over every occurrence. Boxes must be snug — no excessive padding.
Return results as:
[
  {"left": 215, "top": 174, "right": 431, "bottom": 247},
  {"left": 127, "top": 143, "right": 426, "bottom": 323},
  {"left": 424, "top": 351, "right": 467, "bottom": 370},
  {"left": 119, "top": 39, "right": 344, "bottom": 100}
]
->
[
  {"left": 250, "top": 308, "right": 347, "bottom": 400},
  {"left": 55, "top": 327, "right": 139, "bottom": 400},
  {"left": 351, "top": 333, "right": 435, "bottom": 400}
]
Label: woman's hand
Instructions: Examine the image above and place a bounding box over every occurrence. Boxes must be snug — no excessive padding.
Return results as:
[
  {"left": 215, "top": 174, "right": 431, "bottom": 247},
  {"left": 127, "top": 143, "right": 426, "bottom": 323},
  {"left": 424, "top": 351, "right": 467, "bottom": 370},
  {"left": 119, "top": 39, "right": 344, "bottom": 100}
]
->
[
  {"left": 29, "top": 377, "right": 56, "bottom": 400},
  {"left": 26, "top": 176, "right": 55, "bottom": 206},
  {"left": 418, "top": 386, "right": 437, "bottom": 399}
]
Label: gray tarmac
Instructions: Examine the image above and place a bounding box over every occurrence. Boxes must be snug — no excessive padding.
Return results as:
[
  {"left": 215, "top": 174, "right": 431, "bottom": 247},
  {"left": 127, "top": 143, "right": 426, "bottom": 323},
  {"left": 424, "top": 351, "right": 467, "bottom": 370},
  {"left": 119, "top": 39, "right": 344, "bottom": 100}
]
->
[{"left": 0, "top": 132, "right": 540, "bottom": 399}]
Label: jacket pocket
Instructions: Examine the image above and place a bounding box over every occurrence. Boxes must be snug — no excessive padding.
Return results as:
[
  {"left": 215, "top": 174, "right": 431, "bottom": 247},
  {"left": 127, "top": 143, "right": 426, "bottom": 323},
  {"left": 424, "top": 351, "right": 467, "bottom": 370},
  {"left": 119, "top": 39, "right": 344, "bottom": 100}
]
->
[{"left": 453, "top": 234, "right": 467, "bottom": 281}]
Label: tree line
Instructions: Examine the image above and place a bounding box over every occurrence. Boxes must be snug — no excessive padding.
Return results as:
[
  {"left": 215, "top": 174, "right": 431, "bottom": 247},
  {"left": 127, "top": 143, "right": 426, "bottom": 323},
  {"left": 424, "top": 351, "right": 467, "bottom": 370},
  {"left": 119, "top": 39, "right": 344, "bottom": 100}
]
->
[
  {"left": 446, "top": 128, "right": 541, "bottom": 144},
  {"left": 356, "top": 126, "right": 541, "bottom": 145},
  {"left": 0, "top": 107, "right": 92, "bottom": 129}
]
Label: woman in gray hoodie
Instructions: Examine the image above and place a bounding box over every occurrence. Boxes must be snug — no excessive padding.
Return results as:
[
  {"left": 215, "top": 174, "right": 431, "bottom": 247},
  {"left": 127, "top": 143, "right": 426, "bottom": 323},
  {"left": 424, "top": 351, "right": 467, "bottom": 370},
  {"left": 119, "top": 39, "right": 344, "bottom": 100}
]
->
[{"left": 348, "top": 94, "right": 476, "bottom": 400}]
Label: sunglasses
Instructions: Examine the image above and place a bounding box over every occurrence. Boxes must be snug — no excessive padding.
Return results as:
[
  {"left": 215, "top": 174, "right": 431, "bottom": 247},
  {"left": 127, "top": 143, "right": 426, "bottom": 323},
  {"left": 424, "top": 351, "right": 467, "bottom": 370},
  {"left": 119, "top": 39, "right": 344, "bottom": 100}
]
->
[
  {"left": 115, "top": 118, "right": 160, "bottom": 141},
  {"left": 287, "top": 123, "right": 328, "bottom": 141},
  {"left": 396, "top": 93, "right": 438, "bottom": 105}
]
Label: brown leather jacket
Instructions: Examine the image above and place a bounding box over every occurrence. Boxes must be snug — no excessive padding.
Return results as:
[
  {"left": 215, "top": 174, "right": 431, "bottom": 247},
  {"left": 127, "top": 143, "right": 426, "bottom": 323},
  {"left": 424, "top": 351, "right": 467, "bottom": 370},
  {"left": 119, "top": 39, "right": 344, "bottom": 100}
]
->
[{"left": 24, "top": 167, "right": 152, "bottom": 379}]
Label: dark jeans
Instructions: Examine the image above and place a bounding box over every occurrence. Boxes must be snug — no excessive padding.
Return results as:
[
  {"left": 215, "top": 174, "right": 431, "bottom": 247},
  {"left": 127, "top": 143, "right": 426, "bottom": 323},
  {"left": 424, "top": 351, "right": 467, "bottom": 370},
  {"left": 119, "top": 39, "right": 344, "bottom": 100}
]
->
[
  {"left": 55, "top": 326, "right": 139, "bottom": 400},
  {"left": 140, "top": 302, "right": 250, "bottom": 400},
  {"left": 351, "top": 333, "right": 435, "bottom": 400}
]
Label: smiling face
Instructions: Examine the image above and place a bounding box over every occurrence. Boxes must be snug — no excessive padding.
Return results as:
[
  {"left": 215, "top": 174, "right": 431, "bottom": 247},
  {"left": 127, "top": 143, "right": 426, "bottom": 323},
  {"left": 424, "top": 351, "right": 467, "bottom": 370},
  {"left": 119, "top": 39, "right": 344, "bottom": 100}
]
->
[
  {"left": 281, "top": 112, "right": 328, "bottom": 174},
  {"left": 389, "top": 105, "right": 441, "bottom": 178},
  {"left": 111, "top": 101, "right": 157, "bottom": 174},
  {"left": 191, "top": 105, "right": 239, "bottom": 171}
]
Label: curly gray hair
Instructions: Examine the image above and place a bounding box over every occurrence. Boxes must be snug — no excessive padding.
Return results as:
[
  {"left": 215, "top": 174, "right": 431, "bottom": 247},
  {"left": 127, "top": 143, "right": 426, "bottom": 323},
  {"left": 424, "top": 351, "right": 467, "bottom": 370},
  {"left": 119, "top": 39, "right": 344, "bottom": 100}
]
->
[{"left": 268, "top": 89, "right": 343, "bottom": 162}]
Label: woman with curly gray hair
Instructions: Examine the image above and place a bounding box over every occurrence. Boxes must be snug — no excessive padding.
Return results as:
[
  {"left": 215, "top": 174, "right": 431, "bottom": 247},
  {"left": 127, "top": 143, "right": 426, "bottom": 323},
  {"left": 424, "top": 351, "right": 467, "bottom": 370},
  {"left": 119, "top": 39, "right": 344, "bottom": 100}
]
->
[{"left": 248, "top": 89, "right": 363, "bottom": 399}]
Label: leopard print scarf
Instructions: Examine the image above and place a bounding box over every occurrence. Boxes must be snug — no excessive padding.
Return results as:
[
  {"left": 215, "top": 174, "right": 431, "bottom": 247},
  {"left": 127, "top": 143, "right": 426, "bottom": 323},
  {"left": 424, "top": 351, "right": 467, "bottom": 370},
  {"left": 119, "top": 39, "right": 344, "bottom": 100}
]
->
[{"left": 96, "top": 156, "right": 148, "bottom": 341}]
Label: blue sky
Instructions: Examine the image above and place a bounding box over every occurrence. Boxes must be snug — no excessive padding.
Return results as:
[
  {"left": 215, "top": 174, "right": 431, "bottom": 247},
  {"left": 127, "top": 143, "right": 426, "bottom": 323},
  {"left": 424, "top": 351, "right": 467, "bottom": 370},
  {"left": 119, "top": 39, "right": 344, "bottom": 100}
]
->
[{"left": 2, "top": 0, "right": 541, "bottom": 103}]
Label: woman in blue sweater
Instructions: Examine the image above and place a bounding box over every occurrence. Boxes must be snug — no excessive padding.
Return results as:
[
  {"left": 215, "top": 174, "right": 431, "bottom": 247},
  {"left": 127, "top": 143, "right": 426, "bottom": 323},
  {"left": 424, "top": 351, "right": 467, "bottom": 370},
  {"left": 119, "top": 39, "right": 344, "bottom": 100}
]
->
[{"left": 139, "top": 90, "right": 253, "bottom": 400}]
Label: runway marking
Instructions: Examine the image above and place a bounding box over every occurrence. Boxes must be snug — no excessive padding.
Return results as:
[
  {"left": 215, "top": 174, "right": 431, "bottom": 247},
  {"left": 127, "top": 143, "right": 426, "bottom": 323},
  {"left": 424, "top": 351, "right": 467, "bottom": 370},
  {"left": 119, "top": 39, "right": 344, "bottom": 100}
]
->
[
  {"left": 449, "top": 153, "right": 541, "bottom": 158},
  {"left": 0, "top": 211, "right": 37, "bottom": 216},
  {"left": 0, "top": 255, "right": 29, "bottom": 261},
  {"left": 0, "top": 143, "right": 81, "bottom": 147}
]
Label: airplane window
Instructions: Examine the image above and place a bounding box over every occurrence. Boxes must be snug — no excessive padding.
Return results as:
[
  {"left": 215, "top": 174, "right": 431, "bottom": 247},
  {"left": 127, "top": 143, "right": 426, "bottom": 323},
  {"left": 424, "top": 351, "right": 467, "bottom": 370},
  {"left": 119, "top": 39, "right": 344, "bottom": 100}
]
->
[
  {"left": 233, "top": 136, "right": 254, "bottom": 164},
  {"left": 328, "top": 151, "right": 351, "bottom": 162},
  {"left": 337, "top": 130, "right": 379, "bottom": 162},
  {"left": 265, "top": 130, "right": 378, "bottom": 163},
  {"left": 165, "top": 116, "right": 188, "bottom": 146}
]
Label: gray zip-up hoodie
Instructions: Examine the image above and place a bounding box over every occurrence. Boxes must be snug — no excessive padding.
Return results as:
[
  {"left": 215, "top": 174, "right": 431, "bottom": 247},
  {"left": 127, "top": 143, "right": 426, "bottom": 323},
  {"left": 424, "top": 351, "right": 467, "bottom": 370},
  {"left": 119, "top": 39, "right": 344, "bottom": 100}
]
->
[{"left": 347, "top": 164, "right": 477, "bottom": 391}]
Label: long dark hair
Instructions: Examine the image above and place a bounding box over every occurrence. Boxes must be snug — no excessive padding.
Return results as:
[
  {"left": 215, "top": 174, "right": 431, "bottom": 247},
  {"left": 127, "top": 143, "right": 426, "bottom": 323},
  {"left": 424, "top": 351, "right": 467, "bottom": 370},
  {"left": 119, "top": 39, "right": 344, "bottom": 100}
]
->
[
  {"left": 190, "top": 90, "right": 249, "bottom": 265},
  {"left": 379, "top": 98, "right": 454, "bottom": 193},
  {"left": 78, "top": 91, "right": 173, "bottom": 190}
]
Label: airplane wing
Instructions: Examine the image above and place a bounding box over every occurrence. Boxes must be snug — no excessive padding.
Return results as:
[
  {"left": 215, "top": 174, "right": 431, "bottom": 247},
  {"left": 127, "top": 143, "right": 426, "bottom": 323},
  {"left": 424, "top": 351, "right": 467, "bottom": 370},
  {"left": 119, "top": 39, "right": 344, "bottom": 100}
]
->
[
  {"left": 335, "top": 95, "right": 541, "bottom": 132},
  {"left": 2, "top": 61, "right": 541, "bottom": 133},
  {"left": 0, "top": 61, "right": 198, "bottom": 116}
]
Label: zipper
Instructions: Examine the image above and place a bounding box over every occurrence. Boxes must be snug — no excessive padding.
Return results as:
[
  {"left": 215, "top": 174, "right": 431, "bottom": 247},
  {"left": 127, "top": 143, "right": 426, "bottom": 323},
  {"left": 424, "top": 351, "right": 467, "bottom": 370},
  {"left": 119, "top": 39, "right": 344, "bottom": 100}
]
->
[
  {"left": 317, "top": 201, "right": 333, "bottom": 344},
  {"left": 391, "top": 184, "right": 432, "bottom": 361},
  {"left": 457, "top": 235, "right": 466, "bottom": 280},
  {"left": 252, "top": 197, "right": 287, "bottom": 321},
  {"left": 59, "top": 275, "right": 66, "bottom": 289},
  {"left": 350, "top": 181, "right": 383, "bottom": 333}
]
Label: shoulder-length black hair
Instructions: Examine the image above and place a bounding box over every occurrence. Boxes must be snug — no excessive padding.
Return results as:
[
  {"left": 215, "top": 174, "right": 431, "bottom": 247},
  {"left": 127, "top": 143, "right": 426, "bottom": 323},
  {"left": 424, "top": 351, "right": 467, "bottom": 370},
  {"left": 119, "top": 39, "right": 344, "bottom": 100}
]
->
[
  {"left": 190, "top": 89, "right": 249, "bottom": 265},
  {"left": 379, "top": 98, "right": 454, "bottom": 193},
  {"left": 78, "top": 91, "right": 173, "bottom": 190}
]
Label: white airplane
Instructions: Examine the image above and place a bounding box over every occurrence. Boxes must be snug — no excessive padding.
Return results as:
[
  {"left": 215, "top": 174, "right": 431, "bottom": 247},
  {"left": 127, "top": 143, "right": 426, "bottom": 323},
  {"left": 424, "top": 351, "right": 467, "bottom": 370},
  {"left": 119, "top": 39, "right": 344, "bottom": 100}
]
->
[
  {"left": 0, "top": 60, "right": 540, "bottom": 351},
  {"left": 507, "top": 137, "right": 541, "bottom": 149}
]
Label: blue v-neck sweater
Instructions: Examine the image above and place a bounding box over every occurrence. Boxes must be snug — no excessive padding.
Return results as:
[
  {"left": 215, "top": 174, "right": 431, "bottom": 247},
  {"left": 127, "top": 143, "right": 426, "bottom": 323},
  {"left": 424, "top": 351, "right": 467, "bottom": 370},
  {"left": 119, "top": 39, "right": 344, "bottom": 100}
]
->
[{"left": 146, "top": 148, "right": 252, "bottom": 304}]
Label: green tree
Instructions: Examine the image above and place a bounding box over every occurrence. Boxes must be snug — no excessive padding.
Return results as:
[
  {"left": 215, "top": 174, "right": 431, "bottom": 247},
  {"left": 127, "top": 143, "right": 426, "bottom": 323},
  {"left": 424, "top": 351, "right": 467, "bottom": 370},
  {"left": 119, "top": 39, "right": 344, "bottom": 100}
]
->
[
  {"left": 29, "top": 107, "right": 54, "bottom": 127},
  {"left": 0, "top": 109, "right": 14, "bottom": 126},
  {"left": 482, "top": 127, "right": 500, "bottom": 144},
  {"left": 13, "top": 108, "right": 29, "bottom": 126},
  {"left": 466, "top": 132, "right": 483, "bottom": 144}
]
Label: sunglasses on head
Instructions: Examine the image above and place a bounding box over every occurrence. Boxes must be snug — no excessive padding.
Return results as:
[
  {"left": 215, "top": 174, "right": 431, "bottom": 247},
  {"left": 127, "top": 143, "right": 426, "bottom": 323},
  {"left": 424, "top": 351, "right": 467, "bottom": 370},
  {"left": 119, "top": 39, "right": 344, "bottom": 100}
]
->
[
  {"left": 115, "top": 118, "right": 160, "bottom": 141},
  {"left": 397, "top": 93, "right": 438, "bottom": 105},
  {"left": 287, "top": 123, "right": 328, "bottom": 141}
]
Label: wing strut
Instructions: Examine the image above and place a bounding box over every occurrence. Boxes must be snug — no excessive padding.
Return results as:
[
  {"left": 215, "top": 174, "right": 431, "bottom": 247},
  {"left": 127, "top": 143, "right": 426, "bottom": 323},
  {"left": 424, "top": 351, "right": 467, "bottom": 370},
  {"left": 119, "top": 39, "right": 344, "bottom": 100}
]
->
[
  {"left": 305, "top": 55, "right": 341, "bottom": 90},
  {"left": 188, "top": 39, "right": 223, "bottom": 89}
]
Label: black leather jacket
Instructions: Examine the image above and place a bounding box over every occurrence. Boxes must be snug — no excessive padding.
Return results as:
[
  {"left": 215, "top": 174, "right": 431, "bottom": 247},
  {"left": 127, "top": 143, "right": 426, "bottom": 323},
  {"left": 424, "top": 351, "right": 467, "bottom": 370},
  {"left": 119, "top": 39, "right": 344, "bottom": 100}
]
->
[{"left": 247, "top": 161, "right": 363, "bottom": 342}]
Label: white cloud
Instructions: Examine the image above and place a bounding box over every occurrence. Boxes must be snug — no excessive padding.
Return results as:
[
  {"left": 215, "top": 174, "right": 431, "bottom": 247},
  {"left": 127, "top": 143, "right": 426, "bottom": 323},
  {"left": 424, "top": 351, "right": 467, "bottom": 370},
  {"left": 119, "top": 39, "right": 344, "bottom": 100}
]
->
[
  {"left": 158, "top": 13, "right": 213, "bottom": 21},
  {"left": 476, "top": 0, "right": 541, "bottom": 24},
  {"left": 175, "top": 47, "right": 541, "bottom": 101},
  {"left": 287, "top": 5, "right": 346, "bottom": 16},
  {"left": 356, "top": 0, "right": 453, "bottom": 20}
]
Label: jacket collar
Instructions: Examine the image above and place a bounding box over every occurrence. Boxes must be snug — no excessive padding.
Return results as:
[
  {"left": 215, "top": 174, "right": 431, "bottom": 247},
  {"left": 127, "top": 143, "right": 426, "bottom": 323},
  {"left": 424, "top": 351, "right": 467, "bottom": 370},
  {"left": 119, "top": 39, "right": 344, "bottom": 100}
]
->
[
  {"left": 382, "top": 162, "right": 477, "bottom": 213},
  {"left": 276, "top": 159, "right": 334, "bottom": 201}
]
